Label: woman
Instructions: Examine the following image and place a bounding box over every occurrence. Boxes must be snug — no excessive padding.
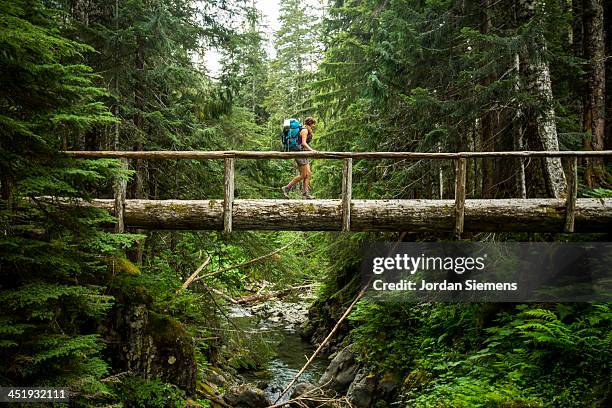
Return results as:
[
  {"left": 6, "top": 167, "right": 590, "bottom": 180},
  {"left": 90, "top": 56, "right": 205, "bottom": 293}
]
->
[{"left": 282, "top": 117, "right": 317, "bottom": 199}]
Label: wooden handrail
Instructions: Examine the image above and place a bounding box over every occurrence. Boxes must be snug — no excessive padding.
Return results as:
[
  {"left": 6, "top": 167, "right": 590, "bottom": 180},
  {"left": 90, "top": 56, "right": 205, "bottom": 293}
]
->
[
  {"left": 69, "top": 149, "right": 610, "bottom": 234},
  {"left": 63, "top": 150, "right": 612, "bottom": 160}
]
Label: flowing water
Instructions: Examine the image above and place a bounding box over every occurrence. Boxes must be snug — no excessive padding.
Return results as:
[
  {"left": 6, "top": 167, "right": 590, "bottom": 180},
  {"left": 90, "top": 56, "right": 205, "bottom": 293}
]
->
[{"left": 228, "top": 300, "right": 328, "bottom": 403}]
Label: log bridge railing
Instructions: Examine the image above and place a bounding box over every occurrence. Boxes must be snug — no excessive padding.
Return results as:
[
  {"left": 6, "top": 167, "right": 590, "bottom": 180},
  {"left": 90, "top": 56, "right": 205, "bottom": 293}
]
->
[{"left": 65, "top": 150, "right": 612, "bottom": 236}]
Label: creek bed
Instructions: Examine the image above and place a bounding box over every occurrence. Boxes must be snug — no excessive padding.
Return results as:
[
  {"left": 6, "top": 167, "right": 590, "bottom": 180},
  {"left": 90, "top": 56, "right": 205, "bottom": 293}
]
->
[{"left": 228, "top": 298, "right": 327, "bottom": 403}]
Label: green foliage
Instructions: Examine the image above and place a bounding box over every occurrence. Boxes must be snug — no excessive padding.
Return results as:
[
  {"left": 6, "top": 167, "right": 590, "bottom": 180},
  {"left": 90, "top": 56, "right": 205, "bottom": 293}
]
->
[
  {"left": 346, "top": 301, "right": 611, "bottom": 407},
  {"left": 0, "top": 1, "right": 128, "bottom": 401},
  {"left": 114, "top": 377, "right": 186, "bottom": 408},
  {"left": 582, "top": 188, "right": 612, "bottom": 198}
]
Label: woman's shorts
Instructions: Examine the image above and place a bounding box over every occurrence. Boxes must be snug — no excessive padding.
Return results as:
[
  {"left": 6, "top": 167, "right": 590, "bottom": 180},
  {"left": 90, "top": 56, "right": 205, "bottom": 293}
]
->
[{"left": 295, "top": 158, "right": 310, "bottom": 167}]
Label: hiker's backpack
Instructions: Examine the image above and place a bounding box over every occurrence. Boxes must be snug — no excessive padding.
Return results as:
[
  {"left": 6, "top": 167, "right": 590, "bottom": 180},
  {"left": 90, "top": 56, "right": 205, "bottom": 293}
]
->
[{"left": 280, "top": 118, "right": 303, "bottom": 151}]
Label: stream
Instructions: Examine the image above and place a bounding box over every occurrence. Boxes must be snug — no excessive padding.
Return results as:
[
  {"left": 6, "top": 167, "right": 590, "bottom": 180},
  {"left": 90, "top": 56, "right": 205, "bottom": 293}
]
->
[{"left": 228, "top": 296, "right": 328, "bottom": 403}]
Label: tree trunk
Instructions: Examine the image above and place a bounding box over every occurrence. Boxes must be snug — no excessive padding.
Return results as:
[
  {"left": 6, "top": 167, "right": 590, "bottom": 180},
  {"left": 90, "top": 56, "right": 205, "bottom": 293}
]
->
[
  {"left": 480, "top": 0, "right": 497, "bottom": 198},
  {"left": 513, "top": 53, "right": 527, "bottom": 198},
  {"left": 64, "top": 198, "right": 612, "bottom": 233},
  {"left": 130, "top": 34, "right": 147, "bottom": 264},
  {"left": 606, "top": 0, "right": 612, "bottom": 152},
  {"left": 582, "top": 0, "right": 607, "bottom": 186},
  {"left": 519, "top": 0, "right": 566, "bottom": 198},
  {"left": 572, "top": 0, "right": 584, "bottom": 57}
]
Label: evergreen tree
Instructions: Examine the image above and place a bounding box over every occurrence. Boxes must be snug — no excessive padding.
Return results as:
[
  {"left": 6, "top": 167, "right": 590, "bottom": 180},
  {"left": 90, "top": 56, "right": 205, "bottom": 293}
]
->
[
  {"left": 266, "top": 0, "right": 322, "bottom": 124},
  {"left": 0, "top": 0, "right": 132, "bottom": 400},
  {"left": 220, "top": 0, "right": 270, "bottom": 122}
]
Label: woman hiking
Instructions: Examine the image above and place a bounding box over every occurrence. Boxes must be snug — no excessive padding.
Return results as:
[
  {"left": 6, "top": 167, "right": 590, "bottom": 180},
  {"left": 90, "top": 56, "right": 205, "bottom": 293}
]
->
[{"left": 282, "top": 117, "right": 317, "bottom": 199}]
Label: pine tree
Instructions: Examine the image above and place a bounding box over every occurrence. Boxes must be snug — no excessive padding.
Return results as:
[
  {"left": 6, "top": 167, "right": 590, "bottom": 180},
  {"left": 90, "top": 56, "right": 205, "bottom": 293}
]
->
[
  {"left": 0, "top": 0, "right": 132, "bottom": 400},
  {"left": 266, "top": 0, "right": 322, "bottom": 124},
  {"left": 220, "top": 0, "right": 270, "bottom": 122}
]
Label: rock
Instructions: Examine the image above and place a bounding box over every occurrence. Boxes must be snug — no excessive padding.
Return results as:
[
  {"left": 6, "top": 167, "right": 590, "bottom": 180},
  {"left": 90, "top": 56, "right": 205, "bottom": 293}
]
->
[
  {"left": 347, "top": 370, "right": 399, "bottom": 408},
  {"left": 204, "top": 371, "right": 226, "bottom": 387},
  {"left": 110, "top": 303, "right": 197, "bottom": 393},
  {"left": 347, "top": 370, "right": 376, "bottom": 408},
  {"left": 223, "top": 384, "right": 270, "bottom": 408},
  {"left": 377, "top": 372, "right": 398, "bottom": 396},
  {"left": 290, "top": 382, "right": 315, "bottom": 399},
  {"left": 318, "top": 346, "right": 358, "bottom": 392}
]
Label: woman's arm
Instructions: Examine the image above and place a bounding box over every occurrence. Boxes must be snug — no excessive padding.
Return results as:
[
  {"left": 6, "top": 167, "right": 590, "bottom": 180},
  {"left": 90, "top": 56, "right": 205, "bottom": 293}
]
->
[{"left": 300, "top": 128, "right": 315, "bottom": 151}]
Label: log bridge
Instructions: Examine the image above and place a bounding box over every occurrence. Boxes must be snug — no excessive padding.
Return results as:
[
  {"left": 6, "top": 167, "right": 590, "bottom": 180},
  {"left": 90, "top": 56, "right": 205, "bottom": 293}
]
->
[{"left": 65, "top": 150, "right": 612, "bottom": 236}]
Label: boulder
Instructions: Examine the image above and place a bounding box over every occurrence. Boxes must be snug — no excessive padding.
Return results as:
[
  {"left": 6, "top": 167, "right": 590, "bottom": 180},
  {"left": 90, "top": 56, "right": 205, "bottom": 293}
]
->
[
  {"left": 318, "top": 346, "right": 358, "bottom": 392},
  {"left": 347, "top": 371, "right": 399, "bottom": 408},
  {"left": 109, "top": 303, "right": 197, "bottom": 393},
  {"left": 223, "top": 384, "right": 270, "bottom": 408},
  {"left": 347, "top": 370, "right": 376, "bottom": 408},
  {"left": 290, "top": 382, "right": 316, "bottom": 399}
]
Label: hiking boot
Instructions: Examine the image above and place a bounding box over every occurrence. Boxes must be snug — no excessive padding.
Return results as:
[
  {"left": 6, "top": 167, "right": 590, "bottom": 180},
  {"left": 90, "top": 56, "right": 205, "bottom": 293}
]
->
[
  {"left": 302, "top": 191, "right": 314, "bottom": 200},
  {"left": 282, "top": 185, "right": 291, "bottom": 198}
]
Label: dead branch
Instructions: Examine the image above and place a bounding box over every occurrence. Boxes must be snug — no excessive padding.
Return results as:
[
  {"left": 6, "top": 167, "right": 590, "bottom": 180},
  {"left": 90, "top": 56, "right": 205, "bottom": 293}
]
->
[
  {"left": 235, "top": 284, "right": 314, "bottom": 304},
  {"left": 266, "top": 379, "right": 353, "bottom": 408},
  {"left": 176, "top": 255, "right": 211, "bottom": 293},
  {"left": 194, "top": 238, "right": 298, "bottom": 282},
  {"left": 208, "top": 286, "right": 238, "bottom": 304}
]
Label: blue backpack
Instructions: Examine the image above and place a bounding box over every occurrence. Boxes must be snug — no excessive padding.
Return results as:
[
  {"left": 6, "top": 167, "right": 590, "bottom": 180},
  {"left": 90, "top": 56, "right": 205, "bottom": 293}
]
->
[{"left": 280, "top": 119, "right": 303, "bottom": 151}]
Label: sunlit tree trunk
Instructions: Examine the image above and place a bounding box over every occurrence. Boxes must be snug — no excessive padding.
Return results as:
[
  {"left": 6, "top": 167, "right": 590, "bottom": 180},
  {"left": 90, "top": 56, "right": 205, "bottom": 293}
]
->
[{"left": 519, "top": 0, "right": 566, "bottom": 198}]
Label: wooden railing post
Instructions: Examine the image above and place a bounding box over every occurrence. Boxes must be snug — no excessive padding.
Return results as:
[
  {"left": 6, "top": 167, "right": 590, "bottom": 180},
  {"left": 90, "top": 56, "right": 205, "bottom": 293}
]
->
[
  {"left": 454, "top": 158, "right": 467, "bottom": 239},
  {"left": 564, "top": 157, "right": 578, "bottom": 233},
  {"left": 341, "top": 158, "right": 352, "bottom": 232},
  {"left": 113, "top": 158, "right": 128, "bottom": 233},
  {"left": 223, "top": 157, "right": 235, "bottom": 234}
]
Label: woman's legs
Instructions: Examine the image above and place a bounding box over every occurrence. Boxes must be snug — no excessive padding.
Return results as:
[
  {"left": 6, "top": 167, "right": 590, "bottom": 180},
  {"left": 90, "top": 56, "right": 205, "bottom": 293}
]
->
[
  {"left": 283, "top": 164, "right": 309, "bottom": 197},
  {"left": 302, "top": 164, "right": 312, "bottom": 195}
]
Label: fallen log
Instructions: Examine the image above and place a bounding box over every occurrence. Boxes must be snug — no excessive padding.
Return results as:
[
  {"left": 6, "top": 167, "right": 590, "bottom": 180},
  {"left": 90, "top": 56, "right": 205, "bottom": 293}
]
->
[
  {"left": 235, "top": 284, "right": 314, "bottom": 304},
  {"left": 56, "top": 198, "right": 612, "bottom": 233}
]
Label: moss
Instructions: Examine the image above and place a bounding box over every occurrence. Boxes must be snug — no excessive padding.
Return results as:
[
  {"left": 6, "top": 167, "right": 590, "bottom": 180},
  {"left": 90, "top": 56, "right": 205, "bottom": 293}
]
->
[
  {"left": 545, "top": 207, "right": 564, "bottom": 218},
  {"left": 166, "top": 203, "right": 193, "bottom": 215},
  {"left": 304, "top": 203, "right": 317, "bottom": 212},
  {"left": 129, "top": 285, "right": 154, "bottom": 305},
  {"left": 404, "top": 369, "right": 430, "bottom": 388},
  {"left": 147, "top": 311, "right": 188, "bottom": 344},
  {"left": 108, "top": 256, "right": 141, "bottom": 275}
]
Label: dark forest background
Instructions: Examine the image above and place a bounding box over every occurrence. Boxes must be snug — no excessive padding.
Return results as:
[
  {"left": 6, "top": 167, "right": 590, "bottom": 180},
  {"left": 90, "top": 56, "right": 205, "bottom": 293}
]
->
[{"left": 1, "top": 0, "right": 611, "bottom": 406}]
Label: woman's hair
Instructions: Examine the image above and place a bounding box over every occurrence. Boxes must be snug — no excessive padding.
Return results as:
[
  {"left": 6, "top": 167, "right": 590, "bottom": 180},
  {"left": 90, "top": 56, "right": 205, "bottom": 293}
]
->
[{"left": 304, "top": 117, "right": 316, "bottom": 126}]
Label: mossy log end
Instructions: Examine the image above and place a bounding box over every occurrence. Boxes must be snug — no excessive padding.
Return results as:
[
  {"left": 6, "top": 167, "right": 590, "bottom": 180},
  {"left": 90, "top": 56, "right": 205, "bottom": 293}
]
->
[{"left": 65, "top": 198, "right": 612, "bottom": 233}]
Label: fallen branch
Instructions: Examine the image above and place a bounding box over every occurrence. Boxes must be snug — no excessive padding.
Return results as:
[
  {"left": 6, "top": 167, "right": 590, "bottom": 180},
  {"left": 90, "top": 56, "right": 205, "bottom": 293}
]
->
[
  {"left": 266, "top": 378, "right": 353, "bottom": 408},
  {"left": 209, "top": 286, "right": 238, "bottom": 304},
  {"left": 275, "top": 283, "right": 368, "bottom": 403},
  {"left": 176, "top": 255, "right": 211, "bottom": 293},
  {"left": 235, "top": 284, "right": 315, "bottom": 304},
  {"left": 194, "top": 238, "right": 298, "bottom": 282},
  {"left": 197, "top": 384, "right": 233, "bottom": 408}
]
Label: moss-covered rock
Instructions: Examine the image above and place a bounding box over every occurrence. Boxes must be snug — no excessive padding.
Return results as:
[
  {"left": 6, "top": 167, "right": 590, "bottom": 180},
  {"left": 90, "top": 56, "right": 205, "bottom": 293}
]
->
[{"left": 106, "top": 302, "right": 197, "bottom": 394}]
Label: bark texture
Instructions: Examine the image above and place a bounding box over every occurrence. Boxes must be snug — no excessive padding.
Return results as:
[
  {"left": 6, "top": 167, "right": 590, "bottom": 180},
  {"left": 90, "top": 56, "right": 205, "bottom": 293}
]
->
[
  {"left": 582, "top": 0, "right": 607, "bottom": 185},
  {"left": 519, "top": 0, "right": 567, "bottom": 198},
  {"left": 65, "top": 198, "right": 612, "bottom": 233}
]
